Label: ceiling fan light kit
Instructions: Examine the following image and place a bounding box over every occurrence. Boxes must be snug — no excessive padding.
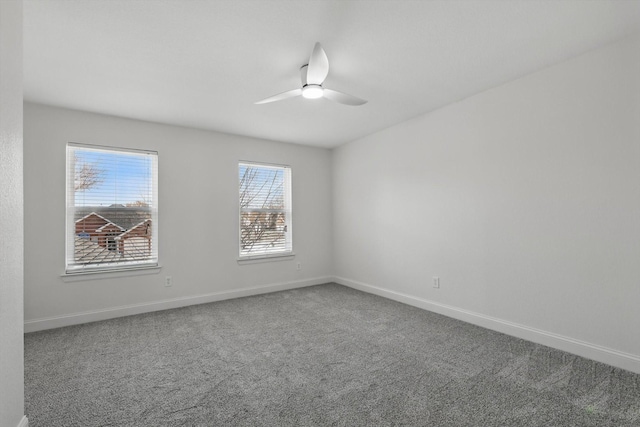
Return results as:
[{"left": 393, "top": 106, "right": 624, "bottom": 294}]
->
[
  {"left": 301, "top": 84, "right": 324, "bottom": 99},
  {"left": 256, "top": 42, "right": 367, "bottom": 106}
]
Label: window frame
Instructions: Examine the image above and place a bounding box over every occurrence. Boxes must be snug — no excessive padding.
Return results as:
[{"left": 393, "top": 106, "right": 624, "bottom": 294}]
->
[
  {"left": 238, "top": 161, "right": 293, "bottom": 261},
  {"left": 65, "top": 142, "right": 159, "bottom": 274}
]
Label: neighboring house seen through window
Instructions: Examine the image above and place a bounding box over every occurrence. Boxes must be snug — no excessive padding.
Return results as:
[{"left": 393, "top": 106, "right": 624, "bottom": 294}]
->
[
  {"left": 66, "top": 143, "right": 158, "bottom": 273},
  {"left": 239, "top": 162, "right": 292, "bottom": 259}
]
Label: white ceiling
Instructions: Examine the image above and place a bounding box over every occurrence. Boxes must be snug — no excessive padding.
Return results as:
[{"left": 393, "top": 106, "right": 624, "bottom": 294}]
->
[{"left": 23, "top": 0, "right": 640, "bottom": 149}]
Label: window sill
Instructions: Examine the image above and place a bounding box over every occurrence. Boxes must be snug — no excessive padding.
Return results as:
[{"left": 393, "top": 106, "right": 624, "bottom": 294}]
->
[
  {"left": 61, "top": 264, "right": 162, "bottom": 282},
  {"left": 237, "top": 253, "right": 295, "bottom": 265}
]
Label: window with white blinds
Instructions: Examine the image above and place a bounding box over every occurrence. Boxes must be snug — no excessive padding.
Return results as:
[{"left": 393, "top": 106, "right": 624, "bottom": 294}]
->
[
  {"left": 66, "top": 143, "right": 158, "bottom": 273},
  {"left": 239, "top": 162, "right": 292, "bottom": 259}
]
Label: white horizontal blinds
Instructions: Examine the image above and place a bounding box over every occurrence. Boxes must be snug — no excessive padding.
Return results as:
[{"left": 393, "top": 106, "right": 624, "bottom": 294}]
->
[
  {"left": 66, "top": 143, "right": 158, "bottom": 272},
  {"left": 239, "top": 162, "right": 292, "bottom": 257}
]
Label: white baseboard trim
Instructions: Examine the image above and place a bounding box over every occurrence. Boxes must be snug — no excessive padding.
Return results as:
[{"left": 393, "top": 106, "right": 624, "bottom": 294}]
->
[
  {"left": 24, "top": 276, "right": 332, "bottom": 333},
  {"left": 334, "top": 276, "right": 640, "bottom": 375},
  {"left": 17, "top": 415, "right": 28, "bottom": 427}
]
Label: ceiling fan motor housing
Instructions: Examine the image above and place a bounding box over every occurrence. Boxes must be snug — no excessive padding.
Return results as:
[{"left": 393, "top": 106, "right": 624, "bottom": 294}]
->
[
  {"left": 300, "top": 64, "right": 309, "bottom": 85},
  {"left": 300, "top": 64, "right": 323, "bottom": 99}
]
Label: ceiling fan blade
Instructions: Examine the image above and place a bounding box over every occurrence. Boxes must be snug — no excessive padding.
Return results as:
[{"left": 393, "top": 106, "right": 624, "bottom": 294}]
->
[
  {"left": 323, "top": 88, "right": 367, "bottom": 106},
  {"left": 306, "top": 42, "right": 329, "bottom": 85},
  {"left": 255, "top": 88, "right": 302, "bottom": 104}
]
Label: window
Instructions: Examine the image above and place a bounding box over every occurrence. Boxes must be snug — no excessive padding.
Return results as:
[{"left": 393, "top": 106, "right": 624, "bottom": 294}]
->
[
  {"left": 66, "top": 143, "right": 158, "bottom": 273},
  {"left": 239, "top": 162, "right": 292, "bottom": 259}
]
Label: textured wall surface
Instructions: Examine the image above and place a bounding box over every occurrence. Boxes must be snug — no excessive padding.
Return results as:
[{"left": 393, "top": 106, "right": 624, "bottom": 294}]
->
[
  {"left": 333, "top": 35, "right": 640, "bottom": 372},
  {"left": 0, "top": 1, "right": 25, "bottom": 426},
  {"left": 23, "top": 103, "right": 333, "bottom": 327}
]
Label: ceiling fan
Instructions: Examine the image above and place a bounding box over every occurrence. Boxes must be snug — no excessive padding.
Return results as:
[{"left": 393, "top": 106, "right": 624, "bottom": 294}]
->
[{"left": 255, "top": 42, "right": 367, "bottom": 106}]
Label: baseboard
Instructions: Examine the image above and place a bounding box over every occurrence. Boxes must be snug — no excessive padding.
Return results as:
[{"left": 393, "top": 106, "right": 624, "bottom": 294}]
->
[
  {"left": 334, "top": 276, "right": 640, "bottom": 375},
  {"left": 24, "top": 276, "right": 331, "bottom": 333},
  {"left": 17, "top": 416, "right": 28, "bottom": 427}
]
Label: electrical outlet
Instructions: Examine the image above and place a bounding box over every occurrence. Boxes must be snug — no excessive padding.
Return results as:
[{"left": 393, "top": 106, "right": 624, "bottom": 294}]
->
[
  {"left": 296, "top": 262, "right": 301, "bottom": 271},
  {"left": 432, "top": 276, "right": 440, "bottom": 289},
  {"left": 165, "top": 276, "right": 172, "bottom": 287}
]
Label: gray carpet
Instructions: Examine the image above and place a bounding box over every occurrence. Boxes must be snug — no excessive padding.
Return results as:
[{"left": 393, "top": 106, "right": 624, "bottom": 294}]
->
[{"left": 25, "top": 283, "right": 640, "bottom": 426}]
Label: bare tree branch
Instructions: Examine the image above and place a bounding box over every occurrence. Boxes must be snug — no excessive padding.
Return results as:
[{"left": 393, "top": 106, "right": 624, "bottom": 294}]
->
[
  {"left": 74, "top": 155, "right": 105, "bottom": 191},
  {"left": 125, "top": 200, "right": 150, "bottom": 207},
  {"left": 240, "top": 166, "right": 286, "bottom": 252}
]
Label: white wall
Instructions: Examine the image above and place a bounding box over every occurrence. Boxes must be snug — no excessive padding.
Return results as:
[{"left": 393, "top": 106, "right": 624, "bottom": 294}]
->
[
  {"left": 0, "top": 1, "right": 26, "bottom": 426},
  {"left": 24, "top": 103, "right": 333, "bottom": 330},
  {"left": 333, "top": 35, "right": 640, "bottom": 373}
]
